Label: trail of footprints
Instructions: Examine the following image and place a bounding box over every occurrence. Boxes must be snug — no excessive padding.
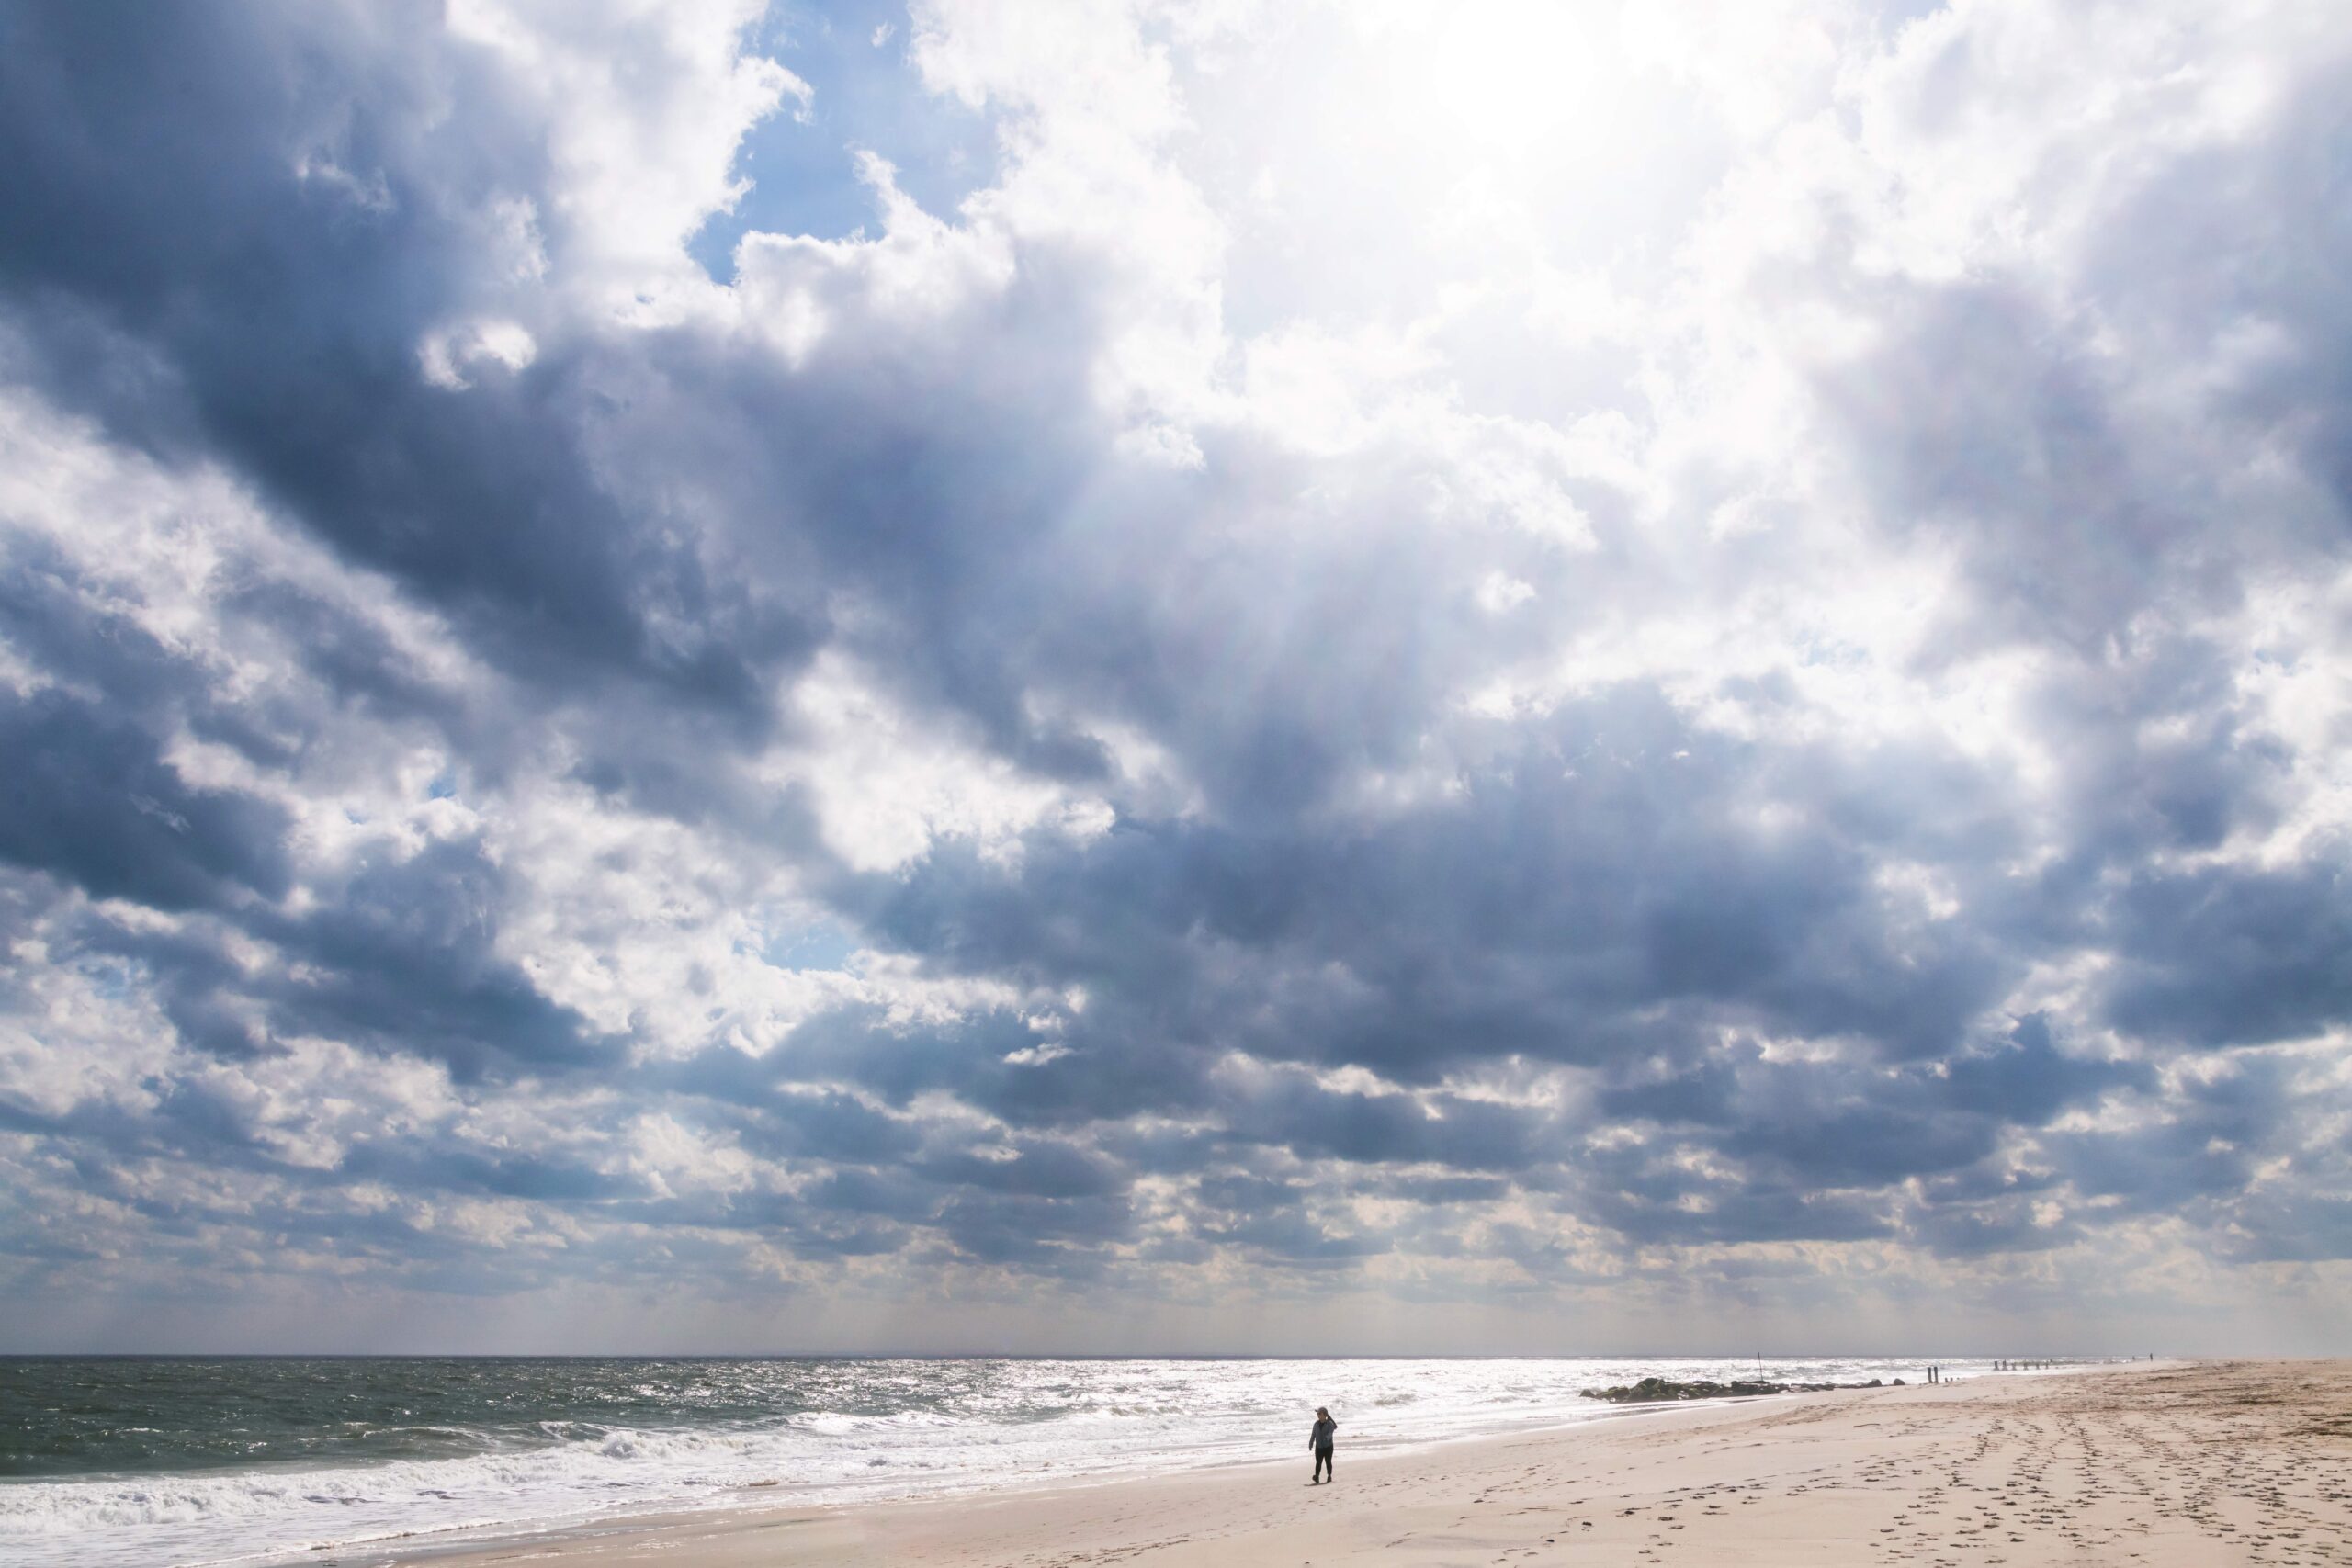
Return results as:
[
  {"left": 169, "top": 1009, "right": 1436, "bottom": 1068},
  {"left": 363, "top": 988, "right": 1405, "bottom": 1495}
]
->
[
  {"left": 1856, "top": 1376, "right": 2351, "bottom": 1568},
  {"left": 1419, "top": 1364, "right": 2352, "bottom": 1568}
]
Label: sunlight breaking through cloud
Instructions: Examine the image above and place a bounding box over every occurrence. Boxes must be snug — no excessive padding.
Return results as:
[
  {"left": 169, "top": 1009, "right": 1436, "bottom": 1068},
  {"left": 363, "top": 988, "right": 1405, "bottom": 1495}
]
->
[{"left": 0, "top": 0, "right": 2348, "bottom": 1353}]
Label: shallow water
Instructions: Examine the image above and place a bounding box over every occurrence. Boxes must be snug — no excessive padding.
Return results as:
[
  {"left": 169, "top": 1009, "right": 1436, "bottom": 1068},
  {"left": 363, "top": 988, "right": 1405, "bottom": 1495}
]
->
[{"left": 0, "top": 1354, "right": 2023, "bottom": 1567}]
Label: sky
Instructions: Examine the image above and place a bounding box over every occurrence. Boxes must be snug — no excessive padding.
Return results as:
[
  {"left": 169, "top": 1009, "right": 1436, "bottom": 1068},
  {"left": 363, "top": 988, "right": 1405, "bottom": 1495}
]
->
[{"left": 0, "top": 0, "right": 2348, "bottom": 1357}]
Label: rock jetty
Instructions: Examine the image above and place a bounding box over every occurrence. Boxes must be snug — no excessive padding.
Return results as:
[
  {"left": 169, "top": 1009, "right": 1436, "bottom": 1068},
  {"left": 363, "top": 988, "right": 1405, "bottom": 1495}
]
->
[{"left": 1579, "top": 1375, "right": 1886, "bottom": 1403}]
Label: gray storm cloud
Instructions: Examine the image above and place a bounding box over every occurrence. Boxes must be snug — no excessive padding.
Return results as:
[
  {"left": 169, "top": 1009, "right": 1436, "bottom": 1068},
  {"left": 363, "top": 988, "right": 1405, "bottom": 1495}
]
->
[{"left": 0, "top": 0, "right": 2348, "bottom": 1352}]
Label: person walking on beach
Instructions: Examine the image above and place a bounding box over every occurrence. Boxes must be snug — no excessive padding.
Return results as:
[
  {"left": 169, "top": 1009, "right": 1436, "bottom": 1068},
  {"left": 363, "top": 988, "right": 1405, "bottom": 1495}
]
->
[{"left": 1309, "top": 1406, "right": 1338, "bottom": 1484}]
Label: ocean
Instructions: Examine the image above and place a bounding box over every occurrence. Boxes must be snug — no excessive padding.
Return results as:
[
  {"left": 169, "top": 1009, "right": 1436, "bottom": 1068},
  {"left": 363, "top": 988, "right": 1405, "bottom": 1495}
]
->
[{"left": 1, "top": 1354, "right": 2007, "bottom": 1567}]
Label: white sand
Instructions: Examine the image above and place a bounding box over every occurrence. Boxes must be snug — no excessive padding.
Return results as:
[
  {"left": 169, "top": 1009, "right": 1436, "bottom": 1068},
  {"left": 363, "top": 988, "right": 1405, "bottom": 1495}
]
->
[{"left": 386, "top": 1360, "right": 2352, "bottom": 1568}]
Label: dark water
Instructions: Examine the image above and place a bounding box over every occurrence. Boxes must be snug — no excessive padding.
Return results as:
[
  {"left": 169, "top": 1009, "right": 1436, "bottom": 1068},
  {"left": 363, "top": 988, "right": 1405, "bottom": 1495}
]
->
[{"left": 0, "top": 1355, "right": 910, "bottom": 1478}]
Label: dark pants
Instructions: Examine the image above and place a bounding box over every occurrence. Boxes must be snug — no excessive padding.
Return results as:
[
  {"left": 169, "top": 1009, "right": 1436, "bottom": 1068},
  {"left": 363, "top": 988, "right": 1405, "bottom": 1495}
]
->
[{"left": 1313, "top": 1446, "right": 1333, "bottom": 1483}]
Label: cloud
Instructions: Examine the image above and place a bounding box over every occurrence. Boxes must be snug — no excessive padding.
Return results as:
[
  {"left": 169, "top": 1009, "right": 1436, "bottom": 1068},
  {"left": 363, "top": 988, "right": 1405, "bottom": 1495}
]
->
[
  {"left": 2, "top": 0, "right": 2350, "bottom": 1352},
  {"left": 2103, "top": 863, "right": 2352, "bottom": 1050},
  {"left": 0, "top": 688, "right": 293, "bottom": 911}
]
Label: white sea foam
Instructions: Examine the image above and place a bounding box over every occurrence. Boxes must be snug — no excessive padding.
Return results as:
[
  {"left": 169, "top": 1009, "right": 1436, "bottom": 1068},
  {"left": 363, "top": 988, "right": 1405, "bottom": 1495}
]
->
[{"left": 0, "top": 1356, "right": 2021, "bottom": 1568}]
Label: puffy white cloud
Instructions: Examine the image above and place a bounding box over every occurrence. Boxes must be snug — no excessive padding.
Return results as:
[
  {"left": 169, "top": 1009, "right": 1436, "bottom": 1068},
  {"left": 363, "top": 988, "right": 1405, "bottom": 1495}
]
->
[{"left": 447, "top": 0, "right": 809, "bottom": 295}]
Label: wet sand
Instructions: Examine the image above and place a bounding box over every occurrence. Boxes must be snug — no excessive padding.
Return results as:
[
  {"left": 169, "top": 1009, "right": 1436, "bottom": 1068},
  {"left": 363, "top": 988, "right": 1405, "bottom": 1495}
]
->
[{"left": 389, "top": 1359, "right": 2352, "bottom": 1568}]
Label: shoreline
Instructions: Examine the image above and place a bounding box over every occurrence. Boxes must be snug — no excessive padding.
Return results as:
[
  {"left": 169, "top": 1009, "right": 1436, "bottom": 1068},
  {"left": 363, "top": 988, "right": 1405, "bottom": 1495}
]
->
[
  {"left": 341, "top": 1382, "right": 1744, "bottom": 1568},
  {"left": 368, "top": 1398, "right": 1758, "bottom": 1568},
  {"left": 372, "top": 1359, "right": 2352, "bottom": 1568}
]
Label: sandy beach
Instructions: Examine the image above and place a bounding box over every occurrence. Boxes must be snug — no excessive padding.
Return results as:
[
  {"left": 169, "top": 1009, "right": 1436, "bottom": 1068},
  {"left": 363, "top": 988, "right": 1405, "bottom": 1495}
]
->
[{"left": 389, "top": 1360, "right": 2351, "bottom": 1568}]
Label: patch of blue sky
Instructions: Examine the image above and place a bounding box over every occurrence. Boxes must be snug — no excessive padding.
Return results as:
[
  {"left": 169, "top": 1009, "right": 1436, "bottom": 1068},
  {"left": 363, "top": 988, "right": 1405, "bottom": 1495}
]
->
[
  {"left": 745, "top": 919, "right": 860, "bottom": 973},
  {"left": 88, "top": 958, "right": 140, "bottom": 1005},
  {"left": 690, "top": 2, "right": 1000, "bottom": 283}
]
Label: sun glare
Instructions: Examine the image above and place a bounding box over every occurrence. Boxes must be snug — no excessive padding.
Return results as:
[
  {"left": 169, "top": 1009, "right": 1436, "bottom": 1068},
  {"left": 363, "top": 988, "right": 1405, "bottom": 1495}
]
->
[{"left": 1382, "top": 0, "right": 1613, "bottom": 156}]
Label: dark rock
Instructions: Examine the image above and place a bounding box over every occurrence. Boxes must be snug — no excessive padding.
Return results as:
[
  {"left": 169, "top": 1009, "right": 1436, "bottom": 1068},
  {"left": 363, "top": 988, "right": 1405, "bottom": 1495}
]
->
[{"left": 1577, "top": 1374, "right": 1878, "bottom": 1404}]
